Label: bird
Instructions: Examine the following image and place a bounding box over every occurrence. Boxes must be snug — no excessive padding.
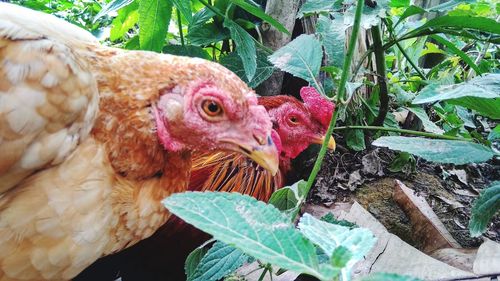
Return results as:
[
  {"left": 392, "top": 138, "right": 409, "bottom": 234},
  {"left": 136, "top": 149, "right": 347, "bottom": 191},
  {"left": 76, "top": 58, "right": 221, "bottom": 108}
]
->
[
  {"left": 75, "top": 87, "right": 336, "bottom": 280},
  {"left": 0, "top": 3, "right": 279, "bottom": 281}
]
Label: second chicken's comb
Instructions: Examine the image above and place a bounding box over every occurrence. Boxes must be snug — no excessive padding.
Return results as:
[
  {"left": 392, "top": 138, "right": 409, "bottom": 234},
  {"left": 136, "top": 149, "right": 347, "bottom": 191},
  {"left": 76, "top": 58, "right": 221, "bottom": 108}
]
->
[{"left": 299, "top": 87, "right": 335, "bottom": 129}]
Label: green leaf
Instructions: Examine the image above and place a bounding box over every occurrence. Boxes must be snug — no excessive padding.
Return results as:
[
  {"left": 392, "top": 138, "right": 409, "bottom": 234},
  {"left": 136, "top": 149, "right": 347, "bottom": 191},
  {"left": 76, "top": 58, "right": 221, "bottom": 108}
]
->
[
  {"left": 406, "top": 15, "right": 500, "bottom": 38},
  {"left": 268, "top": 34, "right": 322, "bottom": 86},
  {"left": 346, "top": 129, "right": 366, "bottom": 151},
  {"left": 223, "top": 19, "right": 257, "bottom": 81},
  {"left": 162, "top": 45, "right": 211, "bottom": 60},
  {"left": 469, "top": 181, "right": 500, "bottom": 237},
  {"left": 395, "top": 5, "right": 425, "bottom": 27},
  {"left": 185, "top": 247, "right": 209, "bottom": 280},
  {"left": 191, "top": 7, "right": 216, "bottom": 28},
  {"left": 172, "top": 0, "right": 192, "bottom": 23},
  {"left": 488, "top": 125, "right": 500, "bottom": 141},
  {"left": 93, "top": 0, "right": 134, "bottom": 22},
  {"left": 330, "top": 246, "right": 352, "bottom": 268},
  {"left": 138, "top": 0, "right": 172, "bottom": 52},
  {"left": 406, "top": 106, "right": 444, "bottom": 134},
  {"left": 429, "top": 35, "right": 482, "bottom": 74},
  {"left": 344, "top": 0, "right": 389, "bottom": 29},
  {"left": 316, "top": 14, "right": 347, "bottom": 68},
  {"left": 372, "top": 137, "right": 495, "bottom": 164},
  {"left": 388, "top": 152, "right": 416, "bottom": 174},
  {"left": 190, "top": 241, "right": 249, "bottom": 281},
  {"left": 163, "top": 192, "right": 337, "bottom": 280},
  {"left": 390, "top": 0, "right": 409, "bottom": 8},
  {"left": 360, "top": 272, "right": 423, "bottom": 281},
  {"left": 268, "top": 180, "right": 307, "bottom": 219},
  {"left": 230, "top": 0, "right": 290, "bottom": 35},
  {"left": 220, "top": 48, "right": 273, "bottom": 88},
  {"left": 187, "top": 23, "right": 230, "bottom": 46},
  {"left": 297, "top": 0, "right": 340, "bottom": 18},
  {"left": 298, "top": 213, "right": 376, "bottom": 281},
  {"left": 321, "top": 213, "right": 358, "bottom": 229},
  {"left": 109, "top": 1, "right": 139, "bottom": 41},
  {"left": 413, "top": 74, "right": 500, "bottom": 119},
  {"left": 124, "top": 35, "right": 140, "bottom": 50}
]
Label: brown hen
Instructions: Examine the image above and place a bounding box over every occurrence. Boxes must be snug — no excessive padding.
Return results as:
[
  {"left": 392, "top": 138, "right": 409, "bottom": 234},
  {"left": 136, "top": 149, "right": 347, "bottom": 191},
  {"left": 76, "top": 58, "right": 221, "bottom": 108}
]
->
[{"left": 0, "top": 3, "right": 279, "bottom": 280}]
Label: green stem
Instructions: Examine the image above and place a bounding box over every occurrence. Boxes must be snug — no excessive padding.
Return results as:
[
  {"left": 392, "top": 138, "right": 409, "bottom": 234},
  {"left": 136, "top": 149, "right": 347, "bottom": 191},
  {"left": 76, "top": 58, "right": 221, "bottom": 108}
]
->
[
  {"left": 371, "top": 24, "right": 389, "bottom": 126},
  {"left": 176, "top": 9, "right": 184, "bottom": 46},
  {"left": 304, "top": 0, "right": 364, "bottom": 195},
  {"left": 333, "top": 125, "right": 472, "bottom": 141},
  {"left": 395, "top": 41, "right": 426, "bottom": 80},
  {"left": 198, "top": 0, "right": 225, "bottom": 18}
]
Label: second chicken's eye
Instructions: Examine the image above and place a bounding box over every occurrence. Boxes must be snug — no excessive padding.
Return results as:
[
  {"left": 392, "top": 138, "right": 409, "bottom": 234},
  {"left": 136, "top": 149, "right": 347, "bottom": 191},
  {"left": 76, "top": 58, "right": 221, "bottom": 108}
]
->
[{"left": 202, "top": 100, "right": 223, "bottom": 117}]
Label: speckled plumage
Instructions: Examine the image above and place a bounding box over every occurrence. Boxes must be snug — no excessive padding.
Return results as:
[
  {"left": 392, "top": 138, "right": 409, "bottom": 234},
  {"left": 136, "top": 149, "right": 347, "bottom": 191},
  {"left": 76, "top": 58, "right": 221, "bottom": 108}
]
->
[{"left": 0, "top": 3, "right": 275, "bottom": 280}]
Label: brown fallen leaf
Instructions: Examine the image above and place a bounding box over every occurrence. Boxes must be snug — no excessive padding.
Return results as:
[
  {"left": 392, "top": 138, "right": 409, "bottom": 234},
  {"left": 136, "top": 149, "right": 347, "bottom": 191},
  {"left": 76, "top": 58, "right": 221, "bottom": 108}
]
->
[
  {"left": 393, "top": 180, "right": 461, "bottom": 254},
  {"left": 430, "top": 248, "right": 478, "bottom": 272}
]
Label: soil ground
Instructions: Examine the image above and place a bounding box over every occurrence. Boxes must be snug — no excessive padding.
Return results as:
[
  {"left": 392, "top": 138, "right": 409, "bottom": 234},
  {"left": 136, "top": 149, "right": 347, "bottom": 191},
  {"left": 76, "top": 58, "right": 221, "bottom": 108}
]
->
[{"left": 290, "top": 135, "right": 500, "bottom": 250}]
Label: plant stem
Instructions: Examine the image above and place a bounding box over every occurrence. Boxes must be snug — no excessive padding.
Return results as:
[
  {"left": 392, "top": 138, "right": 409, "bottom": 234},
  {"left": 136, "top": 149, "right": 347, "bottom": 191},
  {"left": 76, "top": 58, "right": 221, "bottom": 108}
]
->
[
  {"left": 198, "top": 0, "right": 225, "bottom": 18},
  {"left": 304, "top": 0, "right": 364, "bottom": 195},
  {"left": 176, "top": 9, "right": 184, "bottom": 46},
  {"left": 370, "top": 24, "right": 389, "bottom": 126},
  {"left": 333, "top": 125, "right": 472, "bottom": 141}
]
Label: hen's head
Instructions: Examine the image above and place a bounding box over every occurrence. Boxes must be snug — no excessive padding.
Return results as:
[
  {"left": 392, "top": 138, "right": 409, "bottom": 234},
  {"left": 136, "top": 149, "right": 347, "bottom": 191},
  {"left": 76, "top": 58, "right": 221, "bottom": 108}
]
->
[
  {"left": 152, "top": 57, "right": 278, "bottom": 174},
  {"left": 259, "top": 87, "right": 335, "bottom": 160}
]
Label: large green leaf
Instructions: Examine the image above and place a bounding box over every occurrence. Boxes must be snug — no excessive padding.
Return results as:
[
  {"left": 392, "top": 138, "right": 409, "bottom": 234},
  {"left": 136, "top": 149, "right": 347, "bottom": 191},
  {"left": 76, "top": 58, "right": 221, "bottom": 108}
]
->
[
  {"left": 316, "top": 15, "right": 347, "bottom": 68},
  {"left": 163, "top": 192, "right": 337, "bottom": 280},
  {"left": 93, "top": 0, "right": 134, "bottom": 22},
  {"left": 162, "top": 45, "right": 211, "bottom": 60},
  {"left": 268, "top": 34, "right": 322, "bottom": 86},
  {"left": 372, "top": 137, "right": 495, "bottom": 164},
  {"left": 230, "top": 0, "right": 290, "bottom": 35},
  {"left": 395, "top": 5, "right": 425, "bottom": 27},
  {"left": 172, "top": 0, "right": 192, "bottom": 23},
  {"left": 190, "top": 241, "right": 249, "bottom": 281},
  {"left": 138, "top": 0, "right": 172, "bottom": 52},
  {"left": 223, "top": 19, "right": 256, "bottom": 81},
  {"left": 406, "top": 106, "right": 444, "bottom": 134},
  {"left": 220, "top": 49, "right": 274, "bottom": 88},
  {"left": 187, "top": 23, "right": 230, "bottom": 46},
  {"left": 469, "top": 181, "right": 500, "bottom": 237},
  {"left": 412, "top": 74, "right": 500, "bottom": 119},
  {"left": 109, "top": 1, "right": 139, "bottom": 41},
  {"left": 406, "top": 15, "right": 500, "bottom": 38}
]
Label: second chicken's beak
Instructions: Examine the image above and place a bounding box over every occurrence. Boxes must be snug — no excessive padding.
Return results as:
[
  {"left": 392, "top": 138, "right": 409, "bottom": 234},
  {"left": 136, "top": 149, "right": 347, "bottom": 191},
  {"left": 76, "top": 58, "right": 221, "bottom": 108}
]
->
[
  {"left": 312, "top": 134, "right": 336, "bottom": 151},
  {"left": 236, "top": 135, "right": 279, "bottom": 176}
]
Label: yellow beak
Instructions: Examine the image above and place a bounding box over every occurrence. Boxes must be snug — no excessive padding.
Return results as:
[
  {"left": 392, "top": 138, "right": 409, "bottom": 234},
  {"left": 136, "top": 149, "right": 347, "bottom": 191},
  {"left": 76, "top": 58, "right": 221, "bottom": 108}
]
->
[
  {"left": 312, "top": 134, "right": 336, "bottom": 151},
  {"left": 230, "top": 135, "right": 279, "bottom": 176}
]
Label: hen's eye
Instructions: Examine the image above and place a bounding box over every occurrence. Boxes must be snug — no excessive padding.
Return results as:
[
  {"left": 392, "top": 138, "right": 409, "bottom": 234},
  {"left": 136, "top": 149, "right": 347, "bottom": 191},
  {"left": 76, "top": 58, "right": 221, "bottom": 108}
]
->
[
  {"left": 202, "top": 100, "right": 223, "bottom": 117},
  {"left": 289, "top": 116, "right": 299, "bottom": 124}
]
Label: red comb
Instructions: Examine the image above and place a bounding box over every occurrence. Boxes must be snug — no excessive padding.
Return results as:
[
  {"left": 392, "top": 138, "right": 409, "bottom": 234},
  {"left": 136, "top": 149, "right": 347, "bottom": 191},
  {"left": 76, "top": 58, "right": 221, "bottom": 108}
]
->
[{"left": 300, "top": 87, "right": 335, "bottom": 129}]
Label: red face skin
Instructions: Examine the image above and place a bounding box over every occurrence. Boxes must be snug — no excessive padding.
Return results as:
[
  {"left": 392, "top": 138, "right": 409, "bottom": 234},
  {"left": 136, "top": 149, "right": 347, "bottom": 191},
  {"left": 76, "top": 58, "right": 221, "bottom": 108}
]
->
[{"left": 259, "top": 87, "right": 335, "bottom": 172}]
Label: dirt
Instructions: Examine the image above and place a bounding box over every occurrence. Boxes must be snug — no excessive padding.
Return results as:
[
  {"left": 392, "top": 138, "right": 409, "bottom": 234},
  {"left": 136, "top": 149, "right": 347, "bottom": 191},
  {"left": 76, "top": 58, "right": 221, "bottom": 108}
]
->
[{"left": 292, "top": 143, "right": 500, "bottom": 250}]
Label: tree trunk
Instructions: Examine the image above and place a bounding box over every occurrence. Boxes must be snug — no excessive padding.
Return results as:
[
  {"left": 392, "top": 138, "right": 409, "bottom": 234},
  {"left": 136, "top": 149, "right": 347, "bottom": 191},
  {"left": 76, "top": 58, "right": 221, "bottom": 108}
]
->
[{"left": 256, "top": 0, "right": 301, "bottom": 96}]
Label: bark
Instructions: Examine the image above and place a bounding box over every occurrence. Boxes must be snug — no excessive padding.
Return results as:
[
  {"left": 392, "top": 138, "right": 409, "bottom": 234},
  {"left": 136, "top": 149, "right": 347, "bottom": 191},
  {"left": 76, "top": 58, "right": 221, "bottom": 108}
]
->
[{"left": 256, "top": 0, "right": 301, "bottom": 96}]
